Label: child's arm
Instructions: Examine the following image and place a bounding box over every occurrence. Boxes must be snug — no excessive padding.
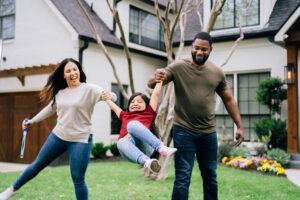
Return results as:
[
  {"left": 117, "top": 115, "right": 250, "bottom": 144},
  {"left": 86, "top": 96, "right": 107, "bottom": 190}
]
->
[
  {"left": 102, "top": 90, "right": 122, "bottom": 118},
  {"left": 149, "top": 81, "right": 162, "bottom": 111}
]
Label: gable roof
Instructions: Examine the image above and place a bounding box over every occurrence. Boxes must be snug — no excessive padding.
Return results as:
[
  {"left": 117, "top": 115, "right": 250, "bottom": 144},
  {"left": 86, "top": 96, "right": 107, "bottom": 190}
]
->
[
  {"left": 174, "top": 0, "right": 300, "bottom": 45},
  {"left": 51, "top": 0, "right": 122, "bottom": 47}
]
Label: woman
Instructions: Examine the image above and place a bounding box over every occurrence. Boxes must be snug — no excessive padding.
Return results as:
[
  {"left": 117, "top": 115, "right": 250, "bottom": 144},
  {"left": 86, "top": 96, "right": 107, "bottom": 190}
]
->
[{"left": 0, "top": 58, "right": 116, "bottom": 200}]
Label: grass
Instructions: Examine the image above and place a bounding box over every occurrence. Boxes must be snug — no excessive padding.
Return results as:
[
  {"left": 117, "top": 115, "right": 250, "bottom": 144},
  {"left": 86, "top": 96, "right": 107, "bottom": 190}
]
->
[{"left": 0, "top": 160, "right": 299, "bottom": 200}]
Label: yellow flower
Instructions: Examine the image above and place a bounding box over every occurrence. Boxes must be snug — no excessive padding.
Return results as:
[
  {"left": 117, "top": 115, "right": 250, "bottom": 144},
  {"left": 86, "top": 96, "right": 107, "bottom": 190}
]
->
[
  {"left": 276, "top": 167, "right": 285, "bottom": 175},
  {"left": 222, "top": 157, "right": 228, "bottom": 164}
]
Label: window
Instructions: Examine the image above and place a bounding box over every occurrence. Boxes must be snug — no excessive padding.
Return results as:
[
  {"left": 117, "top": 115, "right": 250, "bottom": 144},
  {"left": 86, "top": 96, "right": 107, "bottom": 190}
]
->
[
  {"left": 212, "top": 0, "right": 259, "bottom": 30},
  {"left": 0, "top": 0, "right": 15, "bottom": 39},
  {"left": 215, "top": 72, "right": 270, "bottom": 141},
  {"left": 129, "top": 6, "right": 165, "bottom": 51},
  {"left": 110, "top": 83, "right": 128, "bottom": 135},
  {"left": 215, "top": 75, "right": 234, "bottom": 140},
  {"left": 238, "top": 73, "right": 270, "bottom": 141}
]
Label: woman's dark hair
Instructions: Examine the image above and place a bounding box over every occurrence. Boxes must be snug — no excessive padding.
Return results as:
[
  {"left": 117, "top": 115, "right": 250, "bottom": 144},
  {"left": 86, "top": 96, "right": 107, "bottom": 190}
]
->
[
  {"left": 127, "top": 92, "right": 150, "bottom": 111},
  {"left": 40, "top": 58, "right": 87, "bottom": 105}
]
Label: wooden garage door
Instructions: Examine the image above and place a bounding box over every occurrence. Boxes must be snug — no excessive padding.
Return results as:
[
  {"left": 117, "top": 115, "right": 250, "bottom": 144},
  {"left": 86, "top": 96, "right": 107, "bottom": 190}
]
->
[{"left": 0, "top": 92, "right": 56, "bottom": 164}]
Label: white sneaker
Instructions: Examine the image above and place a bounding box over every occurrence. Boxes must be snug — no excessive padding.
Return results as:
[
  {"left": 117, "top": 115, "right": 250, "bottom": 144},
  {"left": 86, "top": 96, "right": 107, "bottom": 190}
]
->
[
  {"left": 159, "top": 145, "right": 177, "bottom": 157},
  {"left": 0, "top": 187, "right": 17, "bottom": 200},
  {"left": 144, "top": 159, "right": 161, "bottom": 173}
]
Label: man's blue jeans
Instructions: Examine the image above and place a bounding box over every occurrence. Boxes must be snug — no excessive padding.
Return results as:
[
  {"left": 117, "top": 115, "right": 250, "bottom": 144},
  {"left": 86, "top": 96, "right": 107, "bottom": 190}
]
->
[
  {"left": 117, "top": 120, "right": 162, "bottom": 166},
  {"left": 13, "top": 132, "right": 93, "bottom": 200},
  {"left": 172, "top": 125, "right": 218, "bottom": 200}
]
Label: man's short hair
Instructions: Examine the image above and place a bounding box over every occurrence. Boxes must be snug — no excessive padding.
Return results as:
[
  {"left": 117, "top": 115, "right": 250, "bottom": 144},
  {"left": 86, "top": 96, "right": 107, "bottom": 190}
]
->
[{"left": 193, "top": 32, "right": 212, "bottom": 46}]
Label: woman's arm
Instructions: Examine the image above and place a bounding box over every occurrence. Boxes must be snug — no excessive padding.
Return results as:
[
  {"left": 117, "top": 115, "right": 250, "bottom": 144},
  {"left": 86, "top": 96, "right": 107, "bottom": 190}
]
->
[
  {"left": 23, "top": 101, "right": 56, "bottom": 130},
  {"left": 102, "top": 90, "right": 122, "bottom": 118},
  {"left": 149, "top": 81, "right": 162, "bottom": 111}
]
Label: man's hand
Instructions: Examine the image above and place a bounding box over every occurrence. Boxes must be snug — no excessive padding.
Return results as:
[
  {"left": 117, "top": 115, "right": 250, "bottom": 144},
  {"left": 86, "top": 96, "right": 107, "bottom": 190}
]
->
[
  {"left": 102, "top": 90, "right": 111, "bottom": 101},
  {"left": 155, "top": 69, "right": 167, "bottom": 82},
  {"left": 234, "top": 128, "right": 244, "bottom": 147}
]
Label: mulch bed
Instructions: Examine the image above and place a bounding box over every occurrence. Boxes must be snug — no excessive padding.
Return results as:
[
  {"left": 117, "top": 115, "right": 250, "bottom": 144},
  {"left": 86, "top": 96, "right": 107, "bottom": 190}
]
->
[{"left": 89, "top": 156, "right": 126, "bottom": 163}]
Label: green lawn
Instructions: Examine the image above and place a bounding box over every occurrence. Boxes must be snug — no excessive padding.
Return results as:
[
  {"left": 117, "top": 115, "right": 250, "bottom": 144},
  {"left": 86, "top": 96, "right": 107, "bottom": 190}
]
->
[{"left": 0, "top": 161, "right": 299, "bottom": 200}]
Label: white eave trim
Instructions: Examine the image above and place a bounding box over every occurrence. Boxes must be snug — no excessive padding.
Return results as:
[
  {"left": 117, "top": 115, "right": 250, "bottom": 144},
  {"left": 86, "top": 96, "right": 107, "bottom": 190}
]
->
[
  {"left": 274, "top": 6, "right": 300, "bottom": 42},
  {"left": 43, "top": 0, "right": 78, "bottom": 41}
]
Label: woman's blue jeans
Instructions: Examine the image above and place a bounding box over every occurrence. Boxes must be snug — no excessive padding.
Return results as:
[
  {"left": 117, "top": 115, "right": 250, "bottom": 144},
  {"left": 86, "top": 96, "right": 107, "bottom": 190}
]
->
[
  {"left": 13, "top": 132, "right": 93, "bottom": 200},
  {"left": 117, "top": 120, "right": 162, "bottom": 166},
  {"left": 172, "top": 125, "right": 218, "bottom": 200}
]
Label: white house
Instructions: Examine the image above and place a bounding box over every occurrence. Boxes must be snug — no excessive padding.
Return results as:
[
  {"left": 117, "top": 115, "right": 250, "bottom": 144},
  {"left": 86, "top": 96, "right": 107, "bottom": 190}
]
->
[{"left": 0, "top": 0, "right": 299, "bottom": 165}]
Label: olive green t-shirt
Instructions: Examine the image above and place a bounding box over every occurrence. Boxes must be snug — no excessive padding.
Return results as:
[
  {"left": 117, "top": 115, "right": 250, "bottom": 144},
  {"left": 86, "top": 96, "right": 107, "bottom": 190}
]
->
[{"left": 165, "top": 59, "right": 228, "bottom": 134}]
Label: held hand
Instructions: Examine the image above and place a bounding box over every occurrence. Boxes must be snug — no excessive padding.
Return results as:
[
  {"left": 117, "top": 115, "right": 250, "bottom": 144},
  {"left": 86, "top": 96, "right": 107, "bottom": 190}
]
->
[
  {"left": 155, "top": 69, "right": 166, "bottom": 83},
  {"left": 102, "top": 90, "right": 111, "bottom": 101},
  {"left": 22, "top": 119, "right": 34, "bottom": 130},
  {"left": 234, "top": 128, "right": 244, "bottom": 147}
]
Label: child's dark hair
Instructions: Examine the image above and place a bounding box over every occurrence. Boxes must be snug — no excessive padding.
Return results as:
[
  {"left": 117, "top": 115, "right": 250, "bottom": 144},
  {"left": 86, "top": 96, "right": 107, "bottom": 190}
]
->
[{"left": 127, "top": 92, "right": 150, "bottom": 111}]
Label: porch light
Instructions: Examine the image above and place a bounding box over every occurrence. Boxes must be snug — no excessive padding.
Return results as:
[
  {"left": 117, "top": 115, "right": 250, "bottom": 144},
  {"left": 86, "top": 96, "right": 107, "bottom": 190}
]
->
[{"left": 284, "top": 63, "right": 295, "bottom": 85}]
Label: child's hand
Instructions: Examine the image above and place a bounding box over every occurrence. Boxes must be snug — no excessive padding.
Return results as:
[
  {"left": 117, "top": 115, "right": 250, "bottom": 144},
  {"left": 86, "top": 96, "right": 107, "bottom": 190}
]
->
[{"left": 102, "top": 90, "right": 111, "bottom": 101}]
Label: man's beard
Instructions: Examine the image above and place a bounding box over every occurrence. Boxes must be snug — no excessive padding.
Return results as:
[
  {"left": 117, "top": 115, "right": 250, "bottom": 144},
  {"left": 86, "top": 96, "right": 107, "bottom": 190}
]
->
[{"left": 191, "top": 52, "right": 209, "bottom": 66}]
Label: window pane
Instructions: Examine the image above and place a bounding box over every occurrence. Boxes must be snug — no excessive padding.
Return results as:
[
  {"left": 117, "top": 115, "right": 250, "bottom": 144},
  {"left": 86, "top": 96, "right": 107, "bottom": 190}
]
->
[
  {"left": 213, "top": 0, "right": 234, "bottom": 29},
  {"left": 236, "top": 0, "right": 259, "bottom": 27},
  {"left": 0, "top": 0, "right": 15, "bottom": 16},
  {"left": 129, "top": 7, "right": 139, "bottom": 43},
  {"left": 141, "top": 12, "right": 160, "bottom": 49},
  {"left": 2, "top": 15, "right": 14, "bottom": 39},
  {"left": 129, "top": 6, "right": 164, "bottom": 51},
  {"left": 111, "top": 84, "right": 128, "bottom": 135},
  {"left": 212, "top": 0, "right": 259, "bottom": 29}
]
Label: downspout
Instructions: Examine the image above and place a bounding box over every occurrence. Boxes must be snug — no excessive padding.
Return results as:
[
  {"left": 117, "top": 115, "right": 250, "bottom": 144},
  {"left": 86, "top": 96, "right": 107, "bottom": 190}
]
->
[{"left": 79, "top": 40, "right": 89, "bottom": 65}]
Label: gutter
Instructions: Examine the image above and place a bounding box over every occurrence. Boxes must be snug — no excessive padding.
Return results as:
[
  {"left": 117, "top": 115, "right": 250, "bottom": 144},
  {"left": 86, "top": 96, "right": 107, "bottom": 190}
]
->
[{"left": 78, "top": 39, "right": 89, "bottom": 65}]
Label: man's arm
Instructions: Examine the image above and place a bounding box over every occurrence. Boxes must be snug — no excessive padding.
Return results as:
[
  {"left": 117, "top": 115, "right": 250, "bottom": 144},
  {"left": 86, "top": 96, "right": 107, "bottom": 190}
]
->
[{"left": 218, "top": 89, "right": 244, "bottom": 146}]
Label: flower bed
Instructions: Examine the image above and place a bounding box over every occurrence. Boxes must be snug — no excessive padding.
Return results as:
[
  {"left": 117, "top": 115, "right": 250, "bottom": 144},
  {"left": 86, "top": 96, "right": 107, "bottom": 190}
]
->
[{"left": 221, "top": 156, "right": 285, "bottom": 175}]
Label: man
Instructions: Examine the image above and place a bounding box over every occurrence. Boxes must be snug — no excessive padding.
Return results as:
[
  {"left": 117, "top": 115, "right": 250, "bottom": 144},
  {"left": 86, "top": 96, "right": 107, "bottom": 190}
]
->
[{"left": 148, "top": 32, "right": 244, "bottom": 200}]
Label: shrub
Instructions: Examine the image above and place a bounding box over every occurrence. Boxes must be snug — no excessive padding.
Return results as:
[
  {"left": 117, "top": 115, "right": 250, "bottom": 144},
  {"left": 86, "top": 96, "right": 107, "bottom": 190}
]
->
[
  {"left": 230, "top": 146, "right": 250, "bottom": 158},
  {"left": 267, "top": 148, "right": 290, "bottom": 168},
  {"left": 218, "top": 142, "right": 233, "bottom": 162},
  {"left": 91, "top": 142, "right": 109, "bottom": 159},
  {"left": 255, "top": 77, "right": 286, "bottom": 114},
  {"left": 255, "top": 145, "right": 267, "bottom": 156},
  {"left": 109, "top": 143, "right": 120, "bottom": 156},
  {"left": 254, "top": 118, "right": 287, "bottom": 150}
]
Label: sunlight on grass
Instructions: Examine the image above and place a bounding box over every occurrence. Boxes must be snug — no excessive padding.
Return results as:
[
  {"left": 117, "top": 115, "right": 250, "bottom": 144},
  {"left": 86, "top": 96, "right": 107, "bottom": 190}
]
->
[{"left": 0, "top": 161, "right": 299, "bottom": 200}]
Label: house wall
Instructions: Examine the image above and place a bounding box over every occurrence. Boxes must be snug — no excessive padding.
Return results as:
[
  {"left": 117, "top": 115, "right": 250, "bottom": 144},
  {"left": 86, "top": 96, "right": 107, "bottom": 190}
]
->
[
  {"left": 85, "top": 0, "right": 114, "bottom": 30},
  {"left": 1, "top": 0, "right": 78, "bottom": 69}
]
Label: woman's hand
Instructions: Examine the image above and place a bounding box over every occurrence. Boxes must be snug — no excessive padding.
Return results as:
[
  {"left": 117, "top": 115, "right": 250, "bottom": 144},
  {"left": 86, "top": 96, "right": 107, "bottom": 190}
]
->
[
  {"left": 102, "top": 90, "right": 111, "bottom": 101},
  {"left": 22, "top": 119, "right": 34, "bottom": 130}
]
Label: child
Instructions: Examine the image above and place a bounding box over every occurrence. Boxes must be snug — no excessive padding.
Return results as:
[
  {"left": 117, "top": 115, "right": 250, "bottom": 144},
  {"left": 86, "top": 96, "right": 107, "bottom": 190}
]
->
[{"left": 102, "top": 82, "right": 177, "bottom": 173}]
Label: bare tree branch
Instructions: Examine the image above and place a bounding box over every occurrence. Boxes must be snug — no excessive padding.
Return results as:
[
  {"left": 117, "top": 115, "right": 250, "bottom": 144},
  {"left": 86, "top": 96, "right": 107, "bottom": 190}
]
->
[
  {"left": 76, "top": 0, "right": 129, "bottom": 100},
  {"left": 220, "top": 0, "right": 254, "bottom": 68},
  {"left": 205, "top": 0, "right": 226, "bottom": 33},
  {"left": 195, "top": 0, "right": 204, "bottom": 28},
  {"left": 177, "top": 0, "right": 200, "bottom": 60},
  {"left": 106, "top": 0, "right": 135, "bottom": 94}
]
